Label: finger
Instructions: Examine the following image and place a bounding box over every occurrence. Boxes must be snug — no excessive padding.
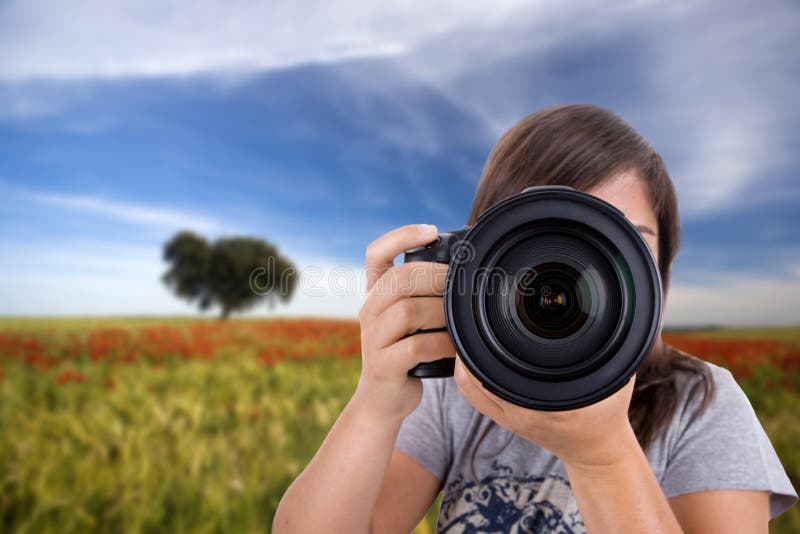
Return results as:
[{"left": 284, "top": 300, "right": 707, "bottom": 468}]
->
[
  {"left": 453, "top": 359, "right": 506, "bottom": 420},
  {"left": 361, "top": 262, "right": 449, "bottom": 320},
  {"left": 365, "top": 224, "right": 439, "bottom": 291},
  {"left": 368, "top": 297, "right": 445, "bottom": 349},
  {"left": 384, "top": 330, "right": 455, "bottom": 374}
]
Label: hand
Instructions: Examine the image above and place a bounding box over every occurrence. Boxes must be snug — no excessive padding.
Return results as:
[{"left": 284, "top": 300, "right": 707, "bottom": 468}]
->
[
  {"left": 352, "top": 224, "right": 457, "bottom": 423},
  {"left": 453, "top": 358, "right": 639, "bottom": 469}
]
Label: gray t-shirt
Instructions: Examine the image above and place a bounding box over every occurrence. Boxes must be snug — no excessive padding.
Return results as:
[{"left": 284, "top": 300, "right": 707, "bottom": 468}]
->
[{"left": 395, "top": 360, "right": 798, "bottom": 533}]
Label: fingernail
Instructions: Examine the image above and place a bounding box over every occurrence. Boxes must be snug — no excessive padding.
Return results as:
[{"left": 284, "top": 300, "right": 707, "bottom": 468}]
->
[{"left": 418, "top": 224, "right": 438, "bottom": 235}]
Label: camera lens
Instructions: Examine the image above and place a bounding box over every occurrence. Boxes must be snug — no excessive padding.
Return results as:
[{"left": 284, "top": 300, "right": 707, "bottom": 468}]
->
[
  {"left": 438, "top": 186, "right": 662, "bottom": 410},
  {"left": 478, "top": 223, "right": 627, "bottom": 376},
  {"left": 516, "top": 262, "right": 589, "bottom": 339}
]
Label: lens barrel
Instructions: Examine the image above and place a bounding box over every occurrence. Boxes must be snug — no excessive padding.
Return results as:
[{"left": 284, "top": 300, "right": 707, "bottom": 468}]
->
[{"left": 406, "top": 185, "right": 663, "bottom": 410}]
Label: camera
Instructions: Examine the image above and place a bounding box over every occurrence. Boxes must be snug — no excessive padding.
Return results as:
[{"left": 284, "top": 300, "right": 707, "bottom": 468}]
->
[{"left": 403, "top": 185, "right": 662, "bottom": 410}]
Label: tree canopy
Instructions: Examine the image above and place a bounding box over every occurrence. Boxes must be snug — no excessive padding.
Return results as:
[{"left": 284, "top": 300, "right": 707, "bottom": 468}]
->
[{"left": 163, "top": 231, "right": 297, "bottom": 319}]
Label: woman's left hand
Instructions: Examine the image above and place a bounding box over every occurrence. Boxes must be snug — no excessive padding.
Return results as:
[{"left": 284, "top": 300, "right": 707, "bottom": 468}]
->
[{"left": 453, "top": 358, "right": 640, "bottom": 470}]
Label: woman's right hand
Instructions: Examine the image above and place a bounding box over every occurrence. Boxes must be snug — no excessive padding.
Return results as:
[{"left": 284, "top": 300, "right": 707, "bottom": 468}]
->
[
  {"left": 273, "top": 224, "right": 451, "bottom": 534},
  {"left": 352, "top": 224, "right": 456, "bottom": 423}
]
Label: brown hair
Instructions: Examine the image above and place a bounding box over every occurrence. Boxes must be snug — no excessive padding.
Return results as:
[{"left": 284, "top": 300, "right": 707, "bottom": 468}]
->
[{"left": 467, "top": 104, "right": 714, "bottom": 476}]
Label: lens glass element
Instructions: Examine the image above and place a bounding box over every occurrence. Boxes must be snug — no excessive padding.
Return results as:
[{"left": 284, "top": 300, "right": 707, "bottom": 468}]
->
[
  {"left": 477, "top": 221, "right": 632, "bottom": 378},
  {"left": 516, "top": 262, "right": 589, "bottom": 339}
]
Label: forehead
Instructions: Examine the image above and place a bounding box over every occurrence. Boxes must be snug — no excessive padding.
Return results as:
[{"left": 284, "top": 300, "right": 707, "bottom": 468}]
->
[{"left": 584, "top": 171, "right": 658, "bottom": 231}]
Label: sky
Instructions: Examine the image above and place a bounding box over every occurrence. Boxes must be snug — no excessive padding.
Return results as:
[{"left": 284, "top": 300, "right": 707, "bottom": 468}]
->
[{"left": 0, "top": 0, "right": 798, "bottom": 326}]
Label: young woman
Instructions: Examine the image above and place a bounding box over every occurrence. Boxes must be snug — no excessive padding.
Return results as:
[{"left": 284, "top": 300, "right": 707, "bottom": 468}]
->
[{"left": 273, "top": 104, "right": 797, "bottom": 533}]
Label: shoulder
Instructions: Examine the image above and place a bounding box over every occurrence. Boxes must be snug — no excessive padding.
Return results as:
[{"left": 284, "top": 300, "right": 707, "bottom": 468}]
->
[
  {"left": 670, "top": 356, "right": 745, "bottom": 423},
  {"left": 665, "top": 355, "right": 760, "bottom": 452},
  {"left": 658, "top": 356, "right": 799, "bottom": 517},
  {"left": 676, "top": 357, "right": 736, "bottom": 389}
]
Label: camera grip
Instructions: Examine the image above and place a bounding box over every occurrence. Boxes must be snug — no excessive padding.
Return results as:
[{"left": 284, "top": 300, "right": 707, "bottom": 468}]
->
[
  {"left": 407, "top": 338, "right": 455, "bottom": 378},
  {"left": 402, "top": 229, "right": 469, "bottom": 378}
]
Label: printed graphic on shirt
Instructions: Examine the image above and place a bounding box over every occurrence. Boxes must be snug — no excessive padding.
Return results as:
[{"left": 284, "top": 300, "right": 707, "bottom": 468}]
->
[{"left": 438, "top": 459, "right": 585, "bottom": 534}]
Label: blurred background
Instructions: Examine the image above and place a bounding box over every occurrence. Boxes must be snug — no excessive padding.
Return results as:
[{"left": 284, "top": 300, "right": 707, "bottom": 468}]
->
[{"left": 0, "top": 0, "right": 797, "bottom": 532}]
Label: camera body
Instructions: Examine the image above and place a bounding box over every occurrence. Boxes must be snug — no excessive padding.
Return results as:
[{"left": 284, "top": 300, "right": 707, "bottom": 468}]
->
[{"left": 403, "top": 185, "right": 662, "bottom": 410}]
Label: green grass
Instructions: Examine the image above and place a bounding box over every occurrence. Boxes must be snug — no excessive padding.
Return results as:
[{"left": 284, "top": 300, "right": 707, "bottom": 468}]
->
[
  {"left": 1, "top": 355, "right": 360, "bottom": 533},
  {"left": 0, "top": 319, "right": 797, "bottom": 532}
]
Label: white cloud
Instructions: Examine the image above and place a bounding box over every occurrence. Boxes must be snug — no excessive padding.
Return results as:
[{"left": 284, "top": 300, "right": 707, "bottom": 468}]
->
[
  {"left": 0, "top": 0, "right": 533, "bottom": 82},
  {"left": 0, "top": 239, "right": 365, "bottom": 317},
  {"left": 2, "top": 184, "right": 363, "bottom": 268},
  {"left": 24, "top": 190, "right": 227, "bottom": 234},
  {"left": 4, "top": 232, "right": 799, "bottom": 326},
  {"left": 664, "top": 268, "right": 800, "bottom": 327},
  {"left": 0, "top": 241, "right": 158, "bottom": 276},
  {"left": 0, "top": 0, "right": 797, "bottom": 323},
  {"left": 2, "top": 0, "right": 795, "bottom": 220},
  {"left": 0, "top": 244, "right": 181, "bottom": 316},
  {"left": 339, "top": 0, "right": 800, "bottom": 218},
  {"left": 0, "top": 84, "right": 65, "bottom": 119},
  {"left": 644, "top": 3, "right": 800, "bottom": 217}
]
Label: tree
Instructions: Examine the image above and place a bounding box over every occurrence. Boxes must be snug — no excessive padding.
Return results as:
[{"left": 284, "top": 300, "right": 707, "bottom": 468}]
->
[{"left": 163, "top": 231, "right": 297, "bottom": 319}]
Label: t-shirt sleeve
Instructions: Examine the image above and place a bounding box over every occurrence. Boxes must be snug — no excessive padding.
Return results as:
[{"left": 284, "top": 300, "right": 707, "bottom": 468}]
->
[
  {"left": 660, "top": 364, "right": 798, "bottom": 518},
  {"left": 394, "top": 377, "right": 451, "bottom": 482}
]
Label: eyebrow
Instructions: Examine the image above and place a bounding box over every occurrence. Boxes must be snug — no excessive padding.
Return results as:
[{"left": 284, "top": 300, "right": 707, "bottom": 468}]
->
[{"left": 635, "top": 224, "right": 657, "bottom": 237}]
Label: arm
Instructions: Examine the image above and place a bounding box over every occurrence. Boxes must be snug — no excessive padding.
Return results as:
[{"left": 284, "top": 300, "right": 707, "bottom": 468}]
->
[
  {"left": 372, "top": 449, "right": 443, "bottom": 533},
  {"left": 563, "top": 426, "right": 770, "bottom": 533},
  {"left": 452, "top": 361, "right": 771, "bottom": 533},
  {"left": 273, "top": 399, "right": 442, "bottom": 533},
  {"left": 562, "top": 423, "right": 683, "bottom": 533},
  {"left": 668, "top": 490, "right": 769, "bottom": 534},
  {"left": 272, "top": 397, "right": 404, "bottom": 533},
  {"left": 273, "top": 224, "right": 452, "bottom": 534}
]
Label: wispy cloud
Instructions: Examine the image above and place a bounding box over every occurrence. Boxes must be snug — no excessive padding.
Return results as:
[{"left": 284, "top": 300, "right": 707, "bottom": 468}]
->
[
  {"left": 339, "top": 0, "right": 800, "bottom": 218},
  {"left": 0, "top": 84, "right": 66, "bottom": 119},
  {"left": 0, "top": 0, "right": 532, "bottom": 82},
  {"left": 644, "top": 2, "right": 800, "bottom": 216},
  {"left": 23, "top": 190, "right": 226, "bottom": 233},
  {"left": 3, "top": 0, "right": 795, "bottom": 220}
]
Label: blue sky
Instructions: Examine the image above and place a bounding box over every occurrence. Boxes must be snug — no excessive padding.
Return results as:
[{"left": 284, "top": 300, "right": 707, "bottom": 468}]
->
[{"left": 0, "top": 0, "right": 798, "bottom": 325}]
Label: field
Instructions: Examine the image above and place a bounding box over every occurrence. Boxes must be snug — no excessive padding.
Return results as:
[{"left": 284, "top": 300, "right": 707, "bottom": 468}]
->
[{"left": 0, "top": 318, "right": 797, "bottom": 533}]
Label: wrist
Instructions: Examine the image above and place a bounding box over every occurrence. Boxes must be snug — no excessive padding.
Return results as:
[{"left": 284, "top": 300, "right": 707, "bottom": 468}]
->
[
  {"left": 561, "top": 420, "right": 642, "bottom": 475},
  {"left": 347, "top": 390, "right": 409, "bottom": 429}
]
